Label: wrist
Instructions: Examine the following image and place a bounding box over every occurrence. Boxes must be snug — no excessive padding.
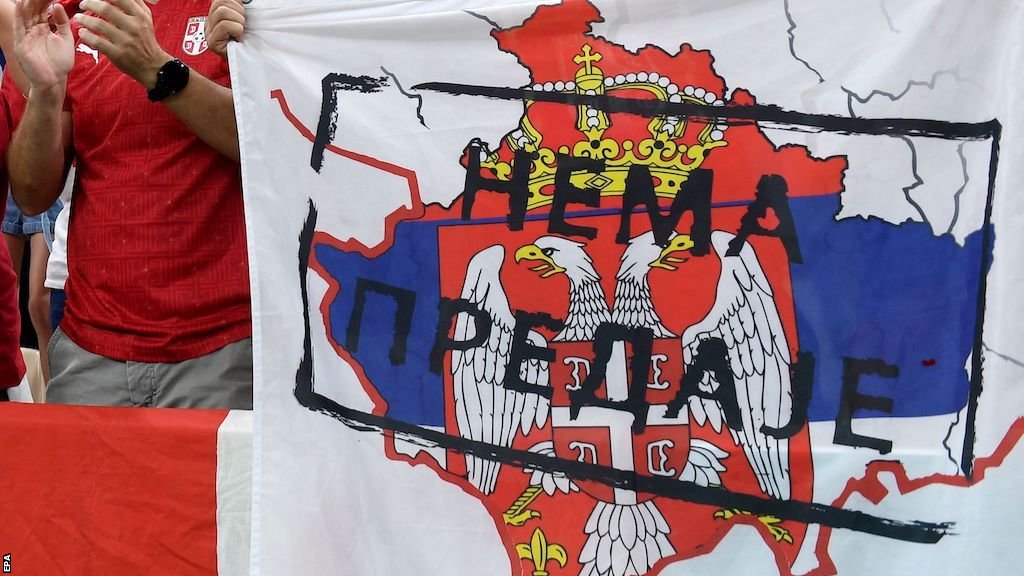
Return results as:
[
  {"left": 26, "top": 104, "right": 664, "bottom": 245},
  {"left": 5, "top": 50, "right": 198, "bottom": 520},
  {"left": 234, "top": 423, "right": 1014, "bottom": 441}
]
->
[
  {"left": 138, "top": 51, "right": 174, "bottom": 90},
  {"left": 147, "top": 59, "right": 191, "bottom": 103},
  {"left": 28, "top": 81, "right": 68, "bottom": 106}
]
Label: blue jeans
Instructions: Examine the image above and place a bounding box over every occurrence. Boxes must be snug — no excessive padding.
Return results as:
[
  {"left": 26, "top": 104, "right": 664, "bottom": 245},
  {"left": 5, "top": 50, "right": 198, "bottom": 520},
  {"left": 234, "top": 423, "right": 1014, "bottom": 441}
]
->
[{"left": 3, "top": 195, "right": 63, "bottom": 249}]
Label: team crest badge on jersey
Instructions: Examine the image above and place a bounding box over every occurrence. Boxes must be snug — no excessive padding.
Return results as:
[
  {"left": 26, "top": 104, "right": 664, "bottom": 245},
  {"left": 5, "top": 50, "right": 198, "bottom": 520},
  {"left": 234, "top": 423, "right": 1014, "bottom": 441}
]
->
[{"left": 182, "top": 16, "right": 208, "bottom": 56}]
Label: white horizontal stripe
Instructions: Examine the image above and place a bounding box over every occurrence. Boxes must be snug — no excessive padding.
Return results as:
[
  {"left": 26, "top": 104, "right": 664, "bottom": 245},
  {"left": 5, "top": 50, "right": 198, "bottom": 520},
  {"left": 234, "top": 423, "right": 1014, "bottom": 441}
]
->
[{"left": 217, "top": 410, "right": 253, "bottom": 576}]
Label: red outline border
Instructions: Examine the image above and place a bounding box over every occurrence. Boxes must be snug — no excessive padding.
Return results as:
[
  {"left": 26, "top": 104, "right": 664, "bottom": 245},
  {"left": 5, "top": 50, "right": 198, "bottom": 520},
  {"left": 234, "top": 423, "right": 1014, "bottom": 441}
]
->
[{"left": 802, "top": 418, "right": 1024, "bottom": 576}]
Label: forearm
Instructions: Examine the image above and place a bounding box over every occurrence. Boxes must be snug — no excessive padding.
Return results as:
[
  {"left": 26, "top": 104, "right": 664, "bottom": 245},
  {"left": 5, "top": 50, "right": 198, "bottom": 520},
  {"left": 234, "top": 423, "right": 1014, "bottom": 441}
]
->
[
  {"left": 71, "top": 0, "right": 240, "bottom": 161},
  {"left": 9, "top": 85, "right": 69, "bottom": 215},
  {"left": 160, "top": 71, "right": 239, "bottom": 162}
]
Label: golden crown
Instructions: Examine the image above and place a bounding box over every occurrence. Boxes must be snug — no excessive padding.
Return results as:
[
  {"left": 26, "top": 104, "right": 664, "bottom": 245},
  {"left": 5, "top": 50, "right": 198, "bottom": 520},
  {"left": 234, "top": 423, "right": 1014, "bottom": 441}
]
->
[{"left": 480, "top": 44, "right": 729, "bottom": 211}]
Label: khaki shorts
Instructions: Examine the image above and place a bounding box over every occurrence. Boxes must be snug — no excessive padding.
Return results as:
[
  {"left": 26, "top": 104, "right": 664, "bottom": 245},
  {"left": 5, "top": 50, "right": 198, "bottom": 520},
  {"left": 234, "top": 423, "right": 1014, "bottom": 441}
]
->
[{"left": 46, "top": 328, "right": 253, "bottom": 410}]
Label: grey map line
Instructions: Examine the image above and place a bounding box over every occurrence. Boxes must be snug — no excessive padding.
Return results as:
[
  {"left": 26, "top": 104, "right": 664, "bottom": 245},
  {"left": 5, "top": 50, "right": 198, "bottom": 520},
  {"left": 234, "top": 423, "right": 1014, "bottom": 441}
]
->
[
  {"left": 844, "top": 67, "right": 963, "bottom": 107},
  {"left": 833, "top": 22, "right": 987, "bottom": 480},
  {"left": 946, "top": 142, "right": 970, "bottom": 235},
  {"left": 841, "top": 85, "right": 930, "bottom": 225},
  {"left": 464, "top": 9, "right": 500, "bottom": 29},
  {"left": 983, "top": 343, "right": 1024, "bottom": 371},
  {"left": 783, "top": 0, "right": 825, "bottom": 83},
  {"left": 943, "top": 343, "right": 1024, "bottom": 470},
  {"left": 380, "top": 66, "right": 429, "bottom": 129},
  {"left": 896, "top": 135, "right": 930, "bottom": 224},
  {"left": 842, "top": 69, "right": 971, "bottom": 230},
  {"left": 940, "top": 341, "right": 1024, "bottom": 474},
  {"left": 880, "top": 0, "right": 901, "bottom": 33},
  {"left": 845, "top": 68, "right": 987, "bottom": 239},
  {"left": 842, "top": 86, "right": 858, "bottom": 119},
  {"left": 941, "top": 406, "right": 963, "bottom": 471}
]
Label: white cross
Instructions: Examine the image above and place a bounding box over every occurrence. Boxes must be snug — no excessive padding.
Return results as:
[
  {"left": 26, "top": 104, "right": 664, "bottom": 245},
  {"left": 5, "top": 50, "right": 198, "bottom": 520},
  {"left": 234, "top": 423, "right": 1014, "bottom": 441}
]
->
[{"left": 553, "top": 342, "right": 688, "bottom": 505}]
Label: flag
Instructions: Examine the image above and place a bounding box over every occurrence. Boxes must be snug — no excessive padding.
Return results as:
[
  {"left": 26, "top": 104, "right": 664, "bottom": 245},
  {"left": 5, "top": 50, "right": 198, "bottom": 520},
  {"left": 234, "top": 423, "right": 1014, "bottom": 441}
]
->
[
  {"left": 233, "top": 1, "right": 1024, "bottom": 574},
  {"left": 0, "top": 405, "right": 251, "bottom": 575}
]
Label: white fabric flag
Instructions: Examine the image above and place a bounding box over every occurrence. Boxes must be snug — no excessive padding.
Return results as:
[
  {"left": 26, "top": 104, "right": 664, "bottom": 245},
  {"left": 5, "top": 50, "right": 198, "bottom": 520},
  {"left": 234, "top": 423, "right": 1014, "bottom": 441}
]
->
[{"left": 233, "top": 1, "right": 1024, "bottom": 574}]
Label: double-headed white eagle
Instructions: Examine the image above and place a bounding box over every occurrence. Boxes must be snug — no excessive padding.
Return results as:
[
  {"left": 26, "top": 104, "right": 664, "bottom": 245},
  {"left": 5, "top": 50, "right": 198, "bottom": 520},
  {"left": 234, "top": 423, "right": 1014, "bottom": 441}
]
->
[
  {"left": 452, "top": 245, "right": 553, "bottom": 495},
  {"left": 452, "top": 229, "right": 793, "bottom": 576}
]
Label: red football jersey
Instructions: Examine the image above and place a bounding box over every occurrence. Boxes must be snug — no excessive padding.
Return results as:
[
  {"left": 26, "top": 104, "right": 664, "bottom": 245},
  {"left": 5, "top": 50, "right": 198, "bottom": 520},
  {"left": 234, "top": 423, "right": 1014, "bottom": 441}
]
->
[
  {"left": 0, "top": 81, "right": 26, "bottom": 389},
  {"left": 61, "top": 0, "right": 251, "bottom": 362}
]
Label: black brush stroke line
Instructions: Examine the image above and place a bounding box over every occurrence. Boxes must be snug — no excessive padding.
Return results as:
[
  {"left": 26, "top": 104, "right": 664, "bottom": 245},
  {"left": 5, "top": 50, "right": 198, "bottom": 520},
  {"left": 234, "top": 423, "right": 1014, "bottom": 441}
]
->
[
  {"left": 300, "top": 386, "right": 953, "bottom": 543},
  {"left": 311, "top": 77, "right": 341, "bottom": 173},
  {"left": 962, "top": 125, "right": 1002, "bottom": 480},
  {"left": 380, "top": 66, "right": 428, "bottom": 128},
  {"left": 947, "top": 142, "right": 970, "bottom": 235},
  {"left": 312, "top": 73, "right": 389, "bottom": 173},
  {"left": 292, "top": 204, "right": 953, "bottom": 544},
  {"left": 411, "top": 82, "right": 998, "bottom": 141},
  {"left": 303, "top": 78, "right": 999, "bottom": 486},
  {"left": 295, "top": 200, "right": 317, "bottom": 400},
  {"left": 783, "top": 0, "right": 825, "bottom": 83},
  {"left": 843, "top": 75, "right": 995, "bottom": 485},
  {"left": 295, "top": 200, "right": 380, "bottom": 434}
]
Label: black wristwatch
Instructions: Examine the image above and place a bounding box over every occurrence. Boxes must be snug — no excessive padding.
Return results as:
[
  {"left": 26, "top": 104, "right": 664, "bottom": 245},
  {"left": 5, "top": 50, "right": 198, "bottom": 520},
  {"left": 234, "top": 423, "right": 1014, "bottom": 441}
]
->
[{"left": 147, "top": 59, "right": 191, "bottom": 102}]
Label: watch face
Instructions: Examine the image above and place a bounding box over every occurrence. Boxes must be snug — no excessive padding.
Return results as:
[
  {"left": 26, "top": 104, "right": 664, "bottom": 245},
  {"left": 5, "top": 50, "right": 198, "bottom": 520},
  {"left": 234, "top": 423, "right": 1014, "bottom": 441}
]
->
[
  {"left": 160, "top": 59, "right": 190, "bottom": 94},
  {"left": 149, "top": 59, "right": 191, "bottom": 101}
]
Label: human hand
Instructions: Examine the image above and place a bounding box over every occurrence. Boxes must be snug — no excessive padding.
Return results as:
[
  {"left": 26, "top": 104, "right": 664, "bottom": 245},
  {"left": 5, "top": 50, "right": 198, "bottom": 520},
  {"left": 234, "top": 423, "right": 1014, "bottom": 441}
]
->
[
  {"left": 73, "top": 0, "right": 172, "bottom": 89},
  {"left": 13, "top": 0, "right": 75, "bottom": 94},
  {"left": 206, "top": 0, "right": 245, "bottom": 60}
]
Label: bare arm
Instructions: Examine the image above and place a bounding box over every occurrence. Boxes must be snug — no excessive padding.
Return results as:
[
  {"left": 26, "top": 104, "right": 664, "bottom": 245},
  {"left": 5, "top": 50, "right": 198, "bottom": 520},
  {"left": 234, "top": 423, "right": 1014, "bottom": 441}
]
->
[
  {"left": 9, "top": 88, "right": 72, "bottom": 215},
  {"left": 76, "top": 0, "right": 238, "bottom": 161},
  {"left": 9, "top": 0, "right": 75, "bottom": 215},
  {"left": 157, "top": 70, "right": 238, "bottom": 162},
  {"left": 141, "top": 59, "right": 239, "bottom": 161},
  {"left": 163, "top": 0, "right": 249, "bottom": 159}
]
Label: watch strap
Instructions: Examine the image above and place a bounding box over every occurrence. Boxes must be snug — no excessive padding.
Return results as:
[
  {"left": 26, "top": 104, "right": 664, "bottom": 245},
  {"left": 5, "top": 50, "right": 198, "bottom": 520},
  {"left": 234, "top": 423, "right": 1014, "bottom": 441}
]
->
[{"left": 147, "top": 59, "right": 190, "bottom": 102}]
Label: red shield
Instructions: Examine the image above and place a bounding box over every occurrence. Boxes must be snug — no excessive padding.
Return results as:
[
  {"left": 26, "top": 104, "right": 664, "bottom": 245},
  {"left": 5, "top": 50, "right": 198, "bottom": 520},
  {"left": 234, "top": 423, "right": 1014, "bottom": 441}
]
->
[{"left": 549, "top": 338, "right": 691, "bottom": 504}]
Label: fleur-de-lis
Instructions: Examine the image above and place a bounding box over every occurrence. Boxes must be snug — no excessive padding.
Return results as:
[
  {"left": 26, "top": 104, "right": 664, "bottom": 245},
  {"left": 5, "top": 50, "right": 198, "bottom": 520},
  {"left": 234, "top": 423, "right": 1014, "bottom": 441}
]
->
[{"left": 516, "top": 528, "right": 568, "bottom": 576}]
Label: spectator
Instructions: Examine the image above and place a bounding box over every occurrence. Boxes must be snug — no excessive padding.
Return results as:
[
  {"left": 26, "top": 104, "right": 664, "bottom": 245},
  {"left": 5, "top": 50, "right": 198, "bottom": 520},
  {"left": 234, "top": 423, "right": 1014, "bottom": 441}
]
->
[
  {"left": 44, "top": 171, "right": 73, "bottom": 331},
  {"left": 10, "top": 0, "right": 251, "bottom": 409},
  {"left": 0, "top": 192, "right": 27, "bottom": 400},
  {"left": 3, "top": 165, "right": 61, "bottom": 382}
]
